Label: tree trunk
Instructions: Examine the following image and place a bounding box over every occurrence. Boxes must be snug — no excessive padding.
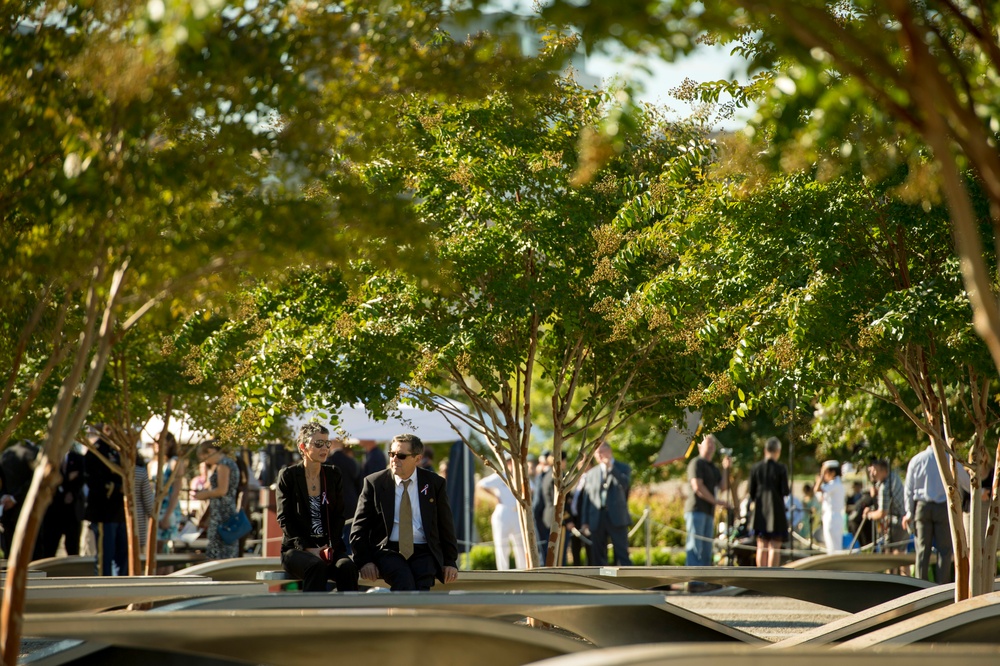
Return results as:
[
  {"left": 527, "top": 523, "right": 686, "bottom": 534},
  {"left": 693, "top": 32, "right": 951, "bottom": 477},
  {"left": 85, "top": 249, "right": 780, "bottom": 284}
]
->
[
  {"left": 968, "top": 442, "right": 986, "bottom": 596},
  {"left": 145, "top": 513, "right": 159, "bottom": 575},
  {"left": 929, "top": 435, "right": 971, "bottom": 601},
  {"left": 515, "top": 492, "right": 540, "bottom": 569},
  {"left": 120, "top": 467, "right": 141, "bottom": 576},
  {"left": 545, "top": 489, "right": 568, "bottom": 566},
  {"left": 145, "top": 399, "right": 174, "bottom": 574},
  {"left": 0, "top": 457, "right": 59, "bottom": 666}
]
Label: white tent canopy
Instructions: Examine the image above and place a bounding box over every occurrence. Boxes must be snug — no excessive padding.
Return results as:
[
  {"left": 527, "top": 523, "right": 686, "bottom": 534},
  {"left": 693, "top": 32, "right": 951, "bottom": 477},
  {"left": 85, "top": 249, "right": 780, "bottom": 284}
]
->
[
  {"left": 286, "top": 402, "right": 472, "bottom": 444},
  {"left": 141, "top": 414, "right": 213, "bottom": 445},
  {"left": 141, "top": 402, "right": 473, "bottom": 447}
]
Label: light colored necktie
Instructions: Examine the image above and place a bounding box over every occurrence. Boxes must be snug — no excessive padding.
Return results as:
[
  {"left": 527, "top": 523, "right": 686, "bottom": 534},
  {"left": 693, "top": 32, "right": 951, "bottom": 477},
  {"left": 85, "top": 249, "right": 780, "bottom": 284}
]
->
[
  {"left": 600, "top": 466, "right": 609, "bottom": 508},
  {"left": 399, "top": 479, "right": 414, "bottom": 559}
]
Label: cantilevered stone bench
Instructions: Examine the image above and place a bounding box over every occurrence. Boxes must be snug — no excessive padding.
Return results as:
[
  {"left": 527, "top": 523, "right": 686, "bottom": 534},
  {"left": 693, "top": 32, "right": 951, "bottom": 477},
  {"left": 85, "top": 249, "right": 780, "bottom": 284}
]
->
[
  {"left": 431, "top": 570, "right": 656, "bottom": 593},
  {"left": 1, "top": 569, "right": 47, "bottom": 579},
  {"left": 25, "top": 580, "right": 268, "bottom": 613},
  {"left": 839, "top": 589, "right": 1000, "bottom": 647},
  {"left": 525, "top": 643, "right": 1000, "bottom": 666},
  {"left": 26, "top": 575, "right": 207, "bottom": 587},
  {"left": 23, "top": 608, "right": 588, "bottom": 666},
  {"left": 785, "top": 552, "right": 926, "bottom": 572},
  {"left": 29, "top": 553, "right": 205, "bottom": 577},
  {"left": 770, "top": 578, "right": 1000, "bottom": 647},
  {"left": 172, "top": 557, "right": 281, "bottom": 581},
  {"left": 530, "top": 566, "right": 932, "bottom": 613},
  {"left": 153, "top": 590, "right": 763, "bottom": 646}
]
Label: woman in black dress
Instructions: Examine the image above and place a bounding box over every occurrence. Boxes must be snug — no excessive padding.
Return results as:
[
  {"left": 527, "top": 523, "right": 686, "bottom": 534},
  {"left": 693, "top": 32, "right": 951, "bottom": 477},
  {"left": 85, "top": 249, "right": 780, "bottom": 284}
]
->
[
  {"left": 748, "top": 437, "right": 789, "bottom": 567},
  {"left": 275, "top": 422, "right": 358, "bottom": 592}
]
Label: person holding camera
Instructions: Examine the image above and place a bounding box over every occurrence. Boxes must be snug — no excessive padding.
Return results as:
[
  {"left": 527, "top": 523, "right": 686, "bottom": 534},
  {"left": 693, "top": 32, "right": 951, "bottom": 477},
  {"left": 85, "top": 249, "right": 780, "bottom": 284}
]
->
[
  {"left": 864, "top": 459, "right": 907, "bottom": 562},
  {"left": 275, "top": 422, "right": 358, "bottom": 592},
  {"left": 685, "top": 434, "right": 731, "bottom": 567}
]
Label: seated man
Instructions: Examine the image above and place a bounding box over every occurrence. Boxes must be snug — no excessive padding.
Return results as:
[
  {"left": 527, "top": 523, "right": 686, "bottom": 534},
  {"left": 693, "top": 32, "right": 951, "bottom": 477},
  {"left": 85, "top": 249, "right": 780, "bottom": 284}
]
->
[{"left": 350, "top": 433, "right": 459, "bottom": 591}]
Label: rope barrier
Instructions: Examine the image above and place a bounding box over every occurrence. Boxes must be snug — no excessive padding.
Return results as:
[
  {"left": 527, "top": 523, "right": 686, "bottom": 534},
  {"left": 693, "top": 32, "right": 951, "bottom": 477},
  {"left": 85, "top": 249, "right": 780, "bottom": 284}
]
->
[
  {"left": 637, "top": 513, "right": 911, "bottom": 558},
  {"left": 627, "top": 508, "right": 650, "bottom": 539}
]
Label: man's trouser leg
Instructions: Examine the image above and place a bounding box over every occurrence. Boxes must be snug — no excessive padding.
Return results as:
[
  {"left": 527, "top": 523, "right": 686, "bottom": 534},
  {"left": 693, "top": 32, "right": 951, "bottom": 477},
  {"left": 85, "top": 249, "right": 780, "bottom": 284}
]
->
[
  {"left": 685, "top": 511, "right": 713, "bottom": 566},
  {"left": 916, "top": 501, "right": 952, "bottom": 583}
]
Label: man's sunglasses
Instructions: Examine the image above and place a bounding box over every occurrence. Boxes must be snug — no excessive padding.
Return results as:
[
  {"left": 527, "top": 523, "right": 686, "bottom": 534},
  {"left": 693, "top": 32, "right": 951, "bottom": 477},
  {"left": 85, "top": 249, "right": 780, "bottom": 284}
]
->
[
  {"left": 309, "top": 440, "right": 333, "bottom": 449},
  {"left": 389, "top": 451, "right": 413, "bottom": 460}
]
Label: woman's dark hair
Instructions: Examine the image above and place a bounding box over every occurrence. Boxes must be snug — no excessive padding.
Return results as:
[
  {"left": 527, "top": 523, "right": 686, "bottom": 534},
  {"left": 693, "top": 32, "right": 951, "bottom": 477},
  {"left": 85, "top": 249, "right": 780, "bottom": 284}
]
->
[
  {"left": 157, "top": 431, "right": 179, "bottom": 459},
  {"left": 197, "top": 439, "right": 221, "bottom": 457}
]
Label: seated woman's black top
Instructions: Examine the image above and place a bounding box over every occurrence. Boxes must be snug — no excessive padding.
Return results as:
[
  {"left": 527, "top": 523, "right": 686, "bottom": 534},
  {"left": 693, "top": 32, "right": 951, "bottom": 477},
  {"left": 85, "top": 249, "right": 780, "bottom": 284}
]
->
[{"left": 275, "top": 462, "right": 349, "bottom": 554}]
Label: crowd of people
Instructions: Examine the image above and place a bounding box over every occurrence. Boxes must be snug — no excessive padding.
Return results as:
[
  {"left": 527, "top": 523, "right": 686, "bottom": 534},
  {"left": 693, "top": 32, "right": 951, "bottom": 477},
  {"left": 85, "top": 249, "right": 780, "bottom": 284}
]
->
[
  {"left": 470, "top": 440, "right": 636, "bottom": 569},
  {"left": 732, "top": 434, "right": 991, "bottom": 584},
  {"left": 0, "top": 425, "right": 260, "bottom": 574},
  {"left": 2, "top": 420, "right": 991, "bottom": 589}
]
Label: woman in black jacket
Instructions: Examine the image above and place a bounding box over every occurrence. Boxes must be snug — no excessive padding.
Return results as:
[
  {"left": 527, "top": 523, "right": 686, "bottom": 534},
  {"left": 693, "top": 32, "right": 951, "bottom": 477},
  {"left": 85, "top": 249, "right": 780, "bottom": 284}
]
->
[
  {"left": 748, "top": 437, "right": 790, "bottom": 567},
  {"left": 276, "top": 423, "right": 358, "bottom": 591}
]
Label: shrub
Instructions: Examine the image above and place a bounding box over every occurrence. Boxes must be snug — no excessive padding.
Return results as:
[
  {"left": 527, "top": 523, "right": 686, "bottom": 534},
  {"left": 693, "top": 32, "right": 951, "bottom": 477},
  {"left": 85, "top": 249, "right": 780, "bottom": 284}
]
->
[
  {"left": 628, "top": 488, "right": 687, "bottom": 549},
  {"left": 630, "top": 548, "right": 685, "bottom": 566},
  {"left": 460, "top": 544, "right": 516, "bottom": 570},
  {"left": 462, "top": 544, "right": 497, "bottom": 570},
  {"left": 475, "top": 497, "right": 493, "bottom": 542}
]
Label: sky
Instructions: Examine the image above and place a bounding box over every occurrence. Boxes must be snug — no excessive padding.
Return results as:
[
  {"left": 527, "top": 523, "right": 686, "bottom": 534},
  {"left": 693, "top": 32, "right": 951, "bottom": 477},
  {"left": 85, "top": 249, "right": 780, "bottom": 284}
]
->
[
  {"left": 479, "top": 1, "right": 755, "bottom": 129},
  {"left": 583, "top": 43, "right": 754, "bottom": 129}
]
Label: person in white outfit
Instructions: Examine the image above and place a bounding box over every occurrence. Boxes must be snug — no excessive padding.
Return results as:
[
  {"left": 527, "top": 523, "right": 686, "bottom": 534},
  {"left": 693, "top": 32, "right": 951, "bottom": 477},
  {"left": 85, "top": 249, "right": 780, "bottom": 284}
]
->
[
  {"left": 814, "top": 460, "right": 846, "bottom": 553},
  {"left": 476, "top": 457, "right": 527, "bottom": 570}
]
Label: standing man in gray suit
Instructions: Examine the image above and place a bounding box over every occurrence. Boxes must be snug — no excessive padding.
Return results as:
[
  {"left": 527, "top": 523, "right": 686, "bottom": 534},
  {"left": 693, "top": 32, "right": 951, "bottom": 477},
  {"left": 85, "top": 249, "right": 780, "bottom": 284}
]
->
[{"left": 581, "top": 441, "right": 632, "bottom": 565}]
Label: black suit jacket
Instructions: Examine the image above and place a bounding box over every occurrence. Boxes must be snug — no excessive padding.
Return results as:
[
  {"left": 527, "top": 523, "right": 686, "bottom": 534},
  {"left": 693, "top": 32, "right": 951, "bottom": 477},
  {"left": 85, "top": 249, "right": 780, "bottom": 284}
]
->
[
  {"left": 275, "top": 463, "right": 348, "bottom": 554},
  {"left": 51, "top": 450, "right": 86, "bottom": 521},
  {"left": 580, "top": 460, "right": 632, "bottom": 530},
  {"left": 0, "top": 441, "right": 39, "bottom": 528},
  {"left": 350, "top": 467, "right": 459, "bottom": 582},
  {"left": 83, "top": 439, "right": 125, "bottom": 523}
]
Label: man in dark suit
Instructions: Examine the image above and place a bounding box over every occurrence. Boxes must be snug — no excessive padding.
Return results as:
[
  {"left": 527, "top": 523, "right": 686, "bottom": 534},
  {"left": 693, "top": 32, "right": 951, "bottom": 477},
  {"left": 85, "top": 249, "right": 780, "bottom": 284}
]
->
[
  {"left": 40, "top": 446, "right": 86, "bottom": 557},
  {"left": 351, "top": 433, "right": 459, "bottom": 591},
  {"left": 84, "top": 426, "right": 127, "bottom": 576},
  {"left": 0, "top": 440, "right": 41, "bottom": 559},
  {"left": 533, "top": 450, "right": 565, "bottom": 564},
  {"left": 580, "top": 441, "right": 632, "bottom": 566}
]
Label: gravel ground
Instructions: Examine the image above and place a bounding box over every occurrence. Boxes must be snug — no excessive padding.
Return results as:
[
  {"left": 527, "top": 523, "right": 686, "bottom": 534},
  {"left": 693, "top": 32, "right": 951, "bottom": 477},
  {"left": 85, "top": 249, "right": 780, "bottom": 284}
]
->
[{"left": 666, "top": 589, "right": 848, "bottom": 642}]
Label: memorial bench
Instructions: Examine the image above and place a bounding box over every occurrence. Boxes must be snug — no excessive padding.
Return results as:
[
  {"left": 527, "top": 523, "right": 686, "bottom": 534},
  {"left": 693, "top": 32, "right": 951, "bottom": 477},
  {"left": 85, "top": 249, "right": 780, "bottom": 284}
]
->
[
  {"left": 155, "top": 589, "right": 763, "bottom": 646},
  {"left": 22, "top": 608, "right": 588, "bottom": 666},
  {"left": 531, "top": 566, "right": 932, "bottom": 613},
  {"left": 24, "top": 580, "right": 268, "bottom": 613},
  {"left": 171, "top": 557, "right": 281, "bottom": 581},
  {"left": 840, "top": 588, "right": 1000, "bottom": 647},
  {"left": 524, "top": 643, "right": 1000, "bottom": 666},
  {"left": 770, "top": 577, "right": 1000, "bottom": 647},
  {"left": 29, "top": 554, "right": 206, "bottom": 577},
  {"left": 784, "top": 552, "right": 927, "bottom": 572}
]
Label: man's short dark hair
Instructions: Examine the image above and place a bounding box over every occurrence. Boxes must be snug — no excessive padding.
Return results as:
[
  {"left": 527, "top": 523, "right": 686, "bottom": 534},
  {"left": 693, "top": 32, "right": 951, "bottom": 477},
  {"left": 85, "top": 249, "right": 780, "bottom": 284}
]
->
[
  {"left": 297, "top": 422, "right": 329, "bottom": 447},
  {"left": 392, "top": 433, "right": 424, "bottom": 457}
]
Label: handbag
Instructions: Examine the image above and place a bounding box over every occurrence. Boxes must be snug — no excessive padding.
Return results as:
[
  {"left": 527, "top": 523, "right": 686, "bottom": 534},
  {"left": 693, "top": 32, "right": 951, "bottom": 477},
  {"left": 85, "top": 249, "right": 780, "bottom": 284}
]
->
[{"left": 217, "top": 510, "right": 252, "bottom": 545}]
